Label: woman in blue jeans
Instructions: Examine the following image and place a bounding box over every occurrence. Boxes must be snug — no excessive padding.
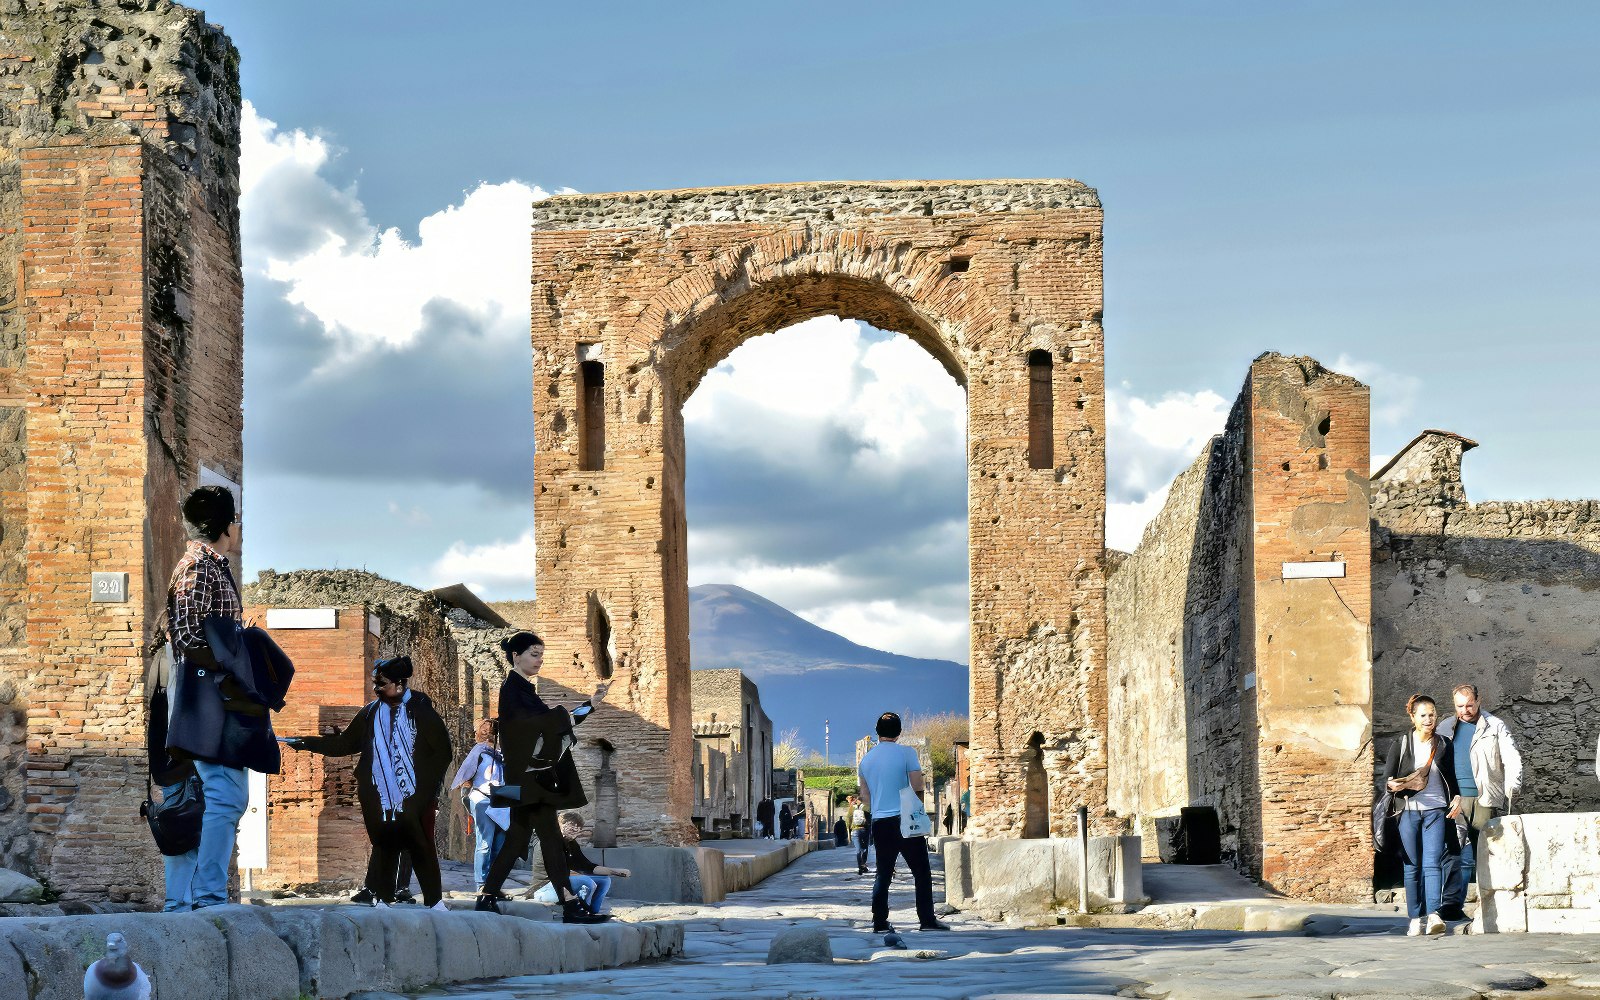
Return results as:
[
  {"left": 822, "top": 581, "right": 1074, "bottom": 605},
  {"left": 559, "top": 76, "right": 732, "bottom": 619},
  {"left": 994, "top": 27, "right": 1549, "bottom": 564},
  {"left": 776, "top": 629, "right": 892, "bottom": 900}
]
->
[
  {"left": 1381, "top": 693, "right": 1462, "bottom": 936},
  {"left": 449, "top": 718, "right": 509, "bottom": 892}
]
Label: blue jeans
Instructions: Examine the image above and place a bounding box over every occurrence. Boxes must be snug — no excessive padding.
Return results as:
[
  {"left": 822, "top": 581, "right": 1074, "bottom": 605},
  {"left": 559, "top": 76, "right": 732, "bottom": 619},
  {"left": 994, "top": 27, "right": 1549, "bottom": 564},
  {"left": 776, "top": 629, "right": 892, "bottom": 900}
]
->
[
  {"left": 1444, "top": 797, "right": 1497, "bottom": 909},
  {"left": 1398, "top": 807, "right": 1447, "bottom": 919},
  {"left": 160, "top": 780, "right": 198, "bottom": 912},
  {"left": 471, "top": 798, "right": 508, "bottom": 888},
  {"left": 192, "top": 761, "right": 249, "bottom": 908},
  {"left": 569, "top": 873, "right": 612, "bottom": 912}
]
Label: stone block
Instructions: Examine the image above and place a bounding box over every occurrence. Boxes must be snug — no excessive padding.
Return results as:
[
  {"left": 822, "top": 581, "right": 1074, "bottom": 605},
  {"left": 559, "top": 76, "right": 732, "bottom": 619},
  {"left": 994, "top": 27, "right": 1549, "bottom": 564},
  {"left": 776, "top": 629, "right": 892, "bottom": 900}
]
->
[
  {"left": 1526, "top": 907, "right": 1600, "bottom": 934},
  {"left": 5, "top": 912, "right": 246, "bottom": 1000},
  {"left": 207, "top": 907, "right": 301, "bottom": 1000},
  {"left": 1479, "top": 815, "right": 1527, "bottom": 893},
  {"left": 598, "top": 845, "right": 724, "bottom": 903},
  {"left": 1479, "top": 889, "right": 1528, "bottom": 933},
  {"left": 973, "top": 839, "right": 1059, "bottom": 920},
  {"left": 766, "top": 926, "right": 833, "bottom": 964},
  {"left": 463, "top": 911, "right": 531, "bottom": 980},
  {"left": 428, "top": 908, "right": 488, "bottom": 982},
  {"left": 377, "top": 907, "right": 439, "bottom": 991},
  {"left": 941, "top": 840, "right": 973, "bottom": 907},
  {"left": 0, "top": 867, "right": 43, "bottom": 902},
  {"left": 255, "top": 907, "right": 387, "bottom": 998}
]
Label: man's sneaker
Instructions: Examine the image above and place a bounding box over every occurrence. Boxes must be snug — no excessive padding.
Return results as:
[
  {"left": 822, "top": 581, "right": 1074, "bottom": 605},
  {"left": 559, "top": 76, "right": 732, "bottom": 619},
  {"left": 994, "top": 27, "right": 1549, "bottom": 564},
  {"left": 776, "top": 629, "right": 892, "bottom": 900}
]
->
[
  {"left": 871, "top": 923, "right": 894, "bottom": 934},
  {"left": 393, "top": 888, "right": 417, "bottom": 905},
  {"left": 1406, "top": 918, "right": 1423, "bottom": 936},
  {"left": 919, "top": 920, "right": 951, "bottom": 932},
  {"left": 562, "top": 897, "right": 610, "bottom": 924},
  {"left": 1425, "top": 913, "right": 1446, "bottom": 935},
  {"left": 474, "top": 893, "right": 501, "bottom": 914},
  {"left": 350, "top": 887, "right": 377, "bottom": 907},
  {"left": 1434, "top": 904, "right": 1466, "bottom": 922}
]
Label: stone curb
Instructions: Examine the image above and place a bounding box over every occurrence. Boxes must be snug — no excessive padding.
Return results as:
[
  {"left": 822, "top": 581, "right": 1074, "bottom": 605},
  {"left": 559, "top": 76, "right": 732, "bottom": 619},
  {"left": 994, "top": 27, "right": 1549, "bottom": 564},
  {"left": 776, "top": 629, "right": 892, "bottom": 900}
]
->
[{"left": 0, "top": 904, "right": 685, "bottom": 1000}]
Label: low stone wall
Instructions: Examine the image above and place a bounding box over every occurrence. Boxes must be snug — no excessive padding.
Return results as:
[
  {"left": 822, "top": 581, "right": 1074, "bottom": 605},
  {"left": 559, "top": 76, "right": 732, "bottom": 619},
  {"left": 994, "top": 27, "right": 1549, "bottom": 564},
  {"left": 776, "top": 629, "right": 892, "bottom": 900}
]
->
[
  {"left": 0, "top": 905, "right": 684, "bottom": 1000},
  {"left": 942, "top": 836, "right": 1144, "bottom": 923},
  {"left": 1479, "top": 812, "right": 1600, "bottom": 933},
  {"left": 722, "top": 841, "right": 825, "bottom": 895}
]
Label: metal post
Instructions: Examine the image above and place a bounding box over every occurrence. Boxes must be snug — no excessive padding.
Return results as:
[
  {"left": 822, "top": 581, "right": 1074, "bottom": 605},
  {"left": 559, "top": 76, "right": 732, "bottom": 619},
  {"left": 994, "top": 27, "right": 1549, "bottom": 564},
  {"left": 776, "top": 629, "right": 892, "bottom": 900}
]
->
[
  {"left": 825, "top": 719, "right": 830, "bottom": 766},
  {"left": 1077, "top": 804, "right": 1090, "bottom": 914}
]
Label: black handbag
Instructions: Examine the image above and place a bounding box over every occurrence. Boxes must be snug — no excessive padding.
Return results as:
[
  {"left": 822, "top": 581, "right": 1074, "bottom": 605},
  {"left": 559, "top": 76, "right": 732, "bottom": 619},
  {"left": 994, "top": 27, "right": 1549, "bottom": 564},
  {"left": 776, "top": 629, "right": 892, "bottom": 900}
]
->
[{"left": 142, "top": 773, "right": 205, "bottom": 856}]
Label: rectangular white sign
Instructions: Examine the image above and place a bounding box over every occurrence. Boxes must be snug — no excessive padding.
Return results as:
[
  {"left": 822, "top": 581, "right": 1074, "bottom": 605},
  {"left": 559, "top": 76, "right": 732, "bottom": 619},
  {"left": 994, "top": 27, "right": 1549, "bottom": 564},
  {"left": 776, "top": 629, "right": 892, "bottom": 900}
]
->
[
  {"left": 265, "top": 608, "right": 337, "bottom": 629},
  {"left": 1282, "top": 561, "right": 1346, "bottom": 580}
]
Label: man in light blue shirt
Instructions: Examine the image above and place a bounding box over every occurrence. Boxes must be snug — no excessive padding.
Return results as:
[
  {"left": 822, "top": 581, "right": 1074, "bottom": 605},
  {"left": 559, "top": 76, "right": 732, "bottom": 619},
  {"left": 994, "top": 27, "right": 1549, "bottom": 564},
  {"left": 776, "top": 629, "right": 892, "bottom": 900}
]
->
[{"left": 857, "top": 712, "right": 949, "bottom": 933}]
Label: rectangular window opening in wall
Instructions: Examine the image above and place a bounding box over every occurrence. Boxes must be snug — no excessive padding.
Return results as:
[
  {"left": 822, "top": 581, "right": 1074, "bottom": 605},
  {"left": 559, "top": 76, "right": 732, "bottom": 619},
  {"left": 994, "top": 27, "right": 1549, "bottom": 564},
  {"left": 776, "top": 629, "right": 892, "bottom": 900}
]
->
[
  {"left": 579, "top": 356, "right": 605, "bottom": 471},
  {"left": 946, "top": 256, "right": 970, "bottom": 274},
  {"left": 1027, "top": 349, "right": 1053, "bottom": 470}
]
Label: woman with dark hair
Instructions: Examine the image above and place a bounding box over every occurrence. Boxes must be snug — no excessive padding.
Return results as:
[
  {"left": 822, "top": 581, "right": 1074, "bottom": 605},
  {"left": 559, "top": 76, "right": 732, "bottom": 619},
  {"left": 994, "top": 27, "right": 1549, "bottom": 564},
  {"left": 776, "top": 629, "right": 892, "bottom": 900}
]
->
[
  {"left": 477, "top": 631, "right": 611, "bottom": 923},
  {"left": 286, "top": 656, "right": 452, "bottom": 908},
  {"left": 1381, "top": 693, "right": 1463, "bottom": 936}
]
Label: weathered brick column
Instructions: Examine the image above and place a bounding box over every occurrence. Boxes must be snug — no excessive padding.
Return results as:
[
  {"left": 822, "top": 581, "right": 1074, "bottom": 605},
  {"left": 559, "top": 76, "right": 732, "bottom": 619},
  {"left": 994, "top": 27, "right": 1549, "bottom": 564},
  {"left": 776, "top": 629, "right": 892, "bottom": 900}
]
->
[
  {"left": 1, "top": 2, "right": 243, "bottom": 900},
  {"left": 529, "top": 181, "right": 1110, "bottom": 843}
]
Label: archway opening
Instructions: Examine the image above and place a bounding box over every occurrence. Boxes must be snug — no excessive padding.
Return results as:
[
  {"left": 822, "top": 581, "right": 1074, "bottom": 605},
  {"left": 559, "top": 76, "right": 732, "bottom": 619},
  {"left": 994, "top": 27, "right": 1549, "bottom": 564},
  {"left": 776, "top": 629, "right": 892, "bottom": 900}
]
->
[
  {"left": 680, "top": 309, "right": 971, "bottom": 814},
  {"left": 1024, "top": 731, "right": 1050, "bottom": 839}
]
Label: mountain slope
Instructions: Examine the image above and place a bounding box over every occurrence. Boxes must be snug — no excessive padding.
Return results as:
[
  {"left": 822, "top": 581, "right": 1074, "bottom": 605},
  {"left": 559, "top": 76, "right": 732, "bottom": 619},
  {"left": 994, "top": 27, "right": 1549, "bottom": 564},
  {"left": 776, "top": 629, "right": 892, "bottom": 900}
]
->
[{"left": 689, "top": 583, "right": 968, "bottom": 750}]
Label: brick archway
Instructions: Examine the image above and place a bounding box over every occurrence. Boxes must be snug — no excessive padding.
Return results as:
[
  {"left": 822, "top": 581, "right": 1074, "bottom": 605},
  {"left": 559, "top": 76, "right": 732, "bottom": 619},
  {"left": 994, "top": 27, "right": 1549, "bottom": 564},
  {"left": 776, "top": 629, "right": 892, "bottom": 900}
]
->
[{"left": 529, "top": 181, "right": 1110, "bottom": 843}]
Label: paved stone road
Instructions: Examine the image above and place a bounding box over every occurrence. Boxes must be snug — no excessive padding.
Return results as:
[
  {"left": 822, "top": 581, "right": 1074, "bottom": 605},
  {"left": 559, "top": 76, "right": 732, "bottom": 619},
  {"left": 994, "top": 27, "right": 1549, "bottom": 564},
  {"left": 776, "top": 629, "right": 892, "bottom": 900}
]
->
[{"left": 405, "top": 846, "right": 1600, "bottom": 999}]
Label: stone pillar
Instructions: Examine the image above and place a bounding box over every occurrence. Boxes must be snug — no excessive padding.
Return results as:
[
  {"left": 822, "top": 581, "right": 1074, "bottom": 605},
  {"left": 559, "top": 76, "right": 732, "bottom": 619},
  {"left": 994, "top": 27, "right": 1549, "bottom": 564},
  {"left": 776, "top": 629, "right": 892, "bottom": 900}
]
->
[{"left": 1246, "top": 354, "right": 1373, "bottom": 900}]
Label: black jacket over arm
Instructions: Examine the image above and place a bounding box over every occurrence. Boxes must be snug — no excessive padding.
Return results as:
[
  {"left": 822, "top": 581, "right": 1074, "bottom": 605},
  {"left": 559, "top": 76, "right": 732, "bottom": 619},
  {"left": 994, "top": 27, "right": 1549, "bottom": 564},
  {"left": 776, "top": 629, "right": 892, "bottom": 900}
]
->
[
  {"left": 497, "top": 670, "right": 591, "bottom": 809},
  {"left": 1379, "top": 732, "right": 1462, "bottom": 805}
]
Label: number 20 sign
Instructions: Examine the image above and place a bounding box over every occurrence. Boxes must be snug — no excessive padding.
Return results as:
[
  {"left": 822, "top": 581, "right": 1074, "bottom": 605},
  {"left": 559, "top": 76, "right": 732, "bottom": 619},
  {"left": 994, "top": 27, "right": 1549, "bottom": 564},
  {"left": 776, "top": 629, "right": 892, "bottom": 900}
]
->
[{"left": 91, "top": 572, "right": 128, "bottom": 603}]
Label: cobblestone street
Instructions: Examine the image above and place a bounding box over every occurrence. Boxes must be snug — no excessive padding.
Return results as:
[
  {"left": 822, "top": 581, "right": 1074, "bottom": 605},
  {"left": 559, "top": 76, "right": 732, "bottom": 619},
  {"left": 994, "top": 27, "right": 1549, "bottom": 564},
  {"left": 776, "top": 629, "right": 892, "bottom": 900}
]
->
[{"left": 403, "top": 846, "right": 1600, "bottom": 1000}]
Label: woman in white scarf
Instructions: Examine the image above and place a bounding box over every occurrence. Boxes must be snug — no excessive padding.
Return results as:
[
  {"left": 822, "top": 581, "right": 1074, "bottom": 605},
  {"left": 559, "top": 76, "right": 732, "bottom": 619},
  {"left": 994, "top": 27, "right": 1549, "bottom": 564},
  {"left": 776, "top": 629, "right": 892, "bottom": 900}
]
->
[{"left": 287, "top": 657, "right": 452, "bottom": 907}]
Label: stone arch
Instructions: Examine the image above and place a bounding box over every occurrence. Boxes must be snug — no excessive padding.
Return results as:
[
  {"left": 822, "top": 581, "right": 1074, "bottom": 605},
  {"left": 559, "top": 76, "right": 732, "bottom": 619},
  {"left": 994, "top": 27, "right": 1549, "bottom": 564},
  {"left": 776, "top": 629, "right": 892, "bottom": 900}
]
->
[{"left": 529, "top": 181, "right": 1110, "bottom": 845}]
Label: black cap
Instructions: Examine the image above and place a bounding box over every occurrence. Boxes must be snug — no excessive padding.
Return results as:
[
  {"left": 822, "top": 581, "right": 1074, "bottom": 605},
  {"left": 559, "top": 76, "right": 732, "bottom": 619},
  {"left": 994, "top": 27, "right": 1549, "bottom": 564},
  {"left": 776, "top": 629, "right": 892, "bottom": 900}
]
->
[{"left": 374, "top": 656, "right": 414, "bottom": 683}]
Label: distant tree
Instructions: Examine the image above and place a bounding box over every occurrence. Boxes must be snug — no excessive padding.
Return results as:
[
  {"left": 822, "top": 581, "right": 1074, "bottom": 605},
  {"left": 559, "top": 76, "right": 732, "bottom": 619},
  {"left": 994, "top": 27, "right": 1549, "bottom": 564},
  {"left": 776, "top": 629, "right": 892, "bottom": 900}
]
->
[
  {"left": 903, "top": 712, "right": 969, "bottom": 786},
  {"left": 772, "top": 728, "right": 804, "bottom": 769}
]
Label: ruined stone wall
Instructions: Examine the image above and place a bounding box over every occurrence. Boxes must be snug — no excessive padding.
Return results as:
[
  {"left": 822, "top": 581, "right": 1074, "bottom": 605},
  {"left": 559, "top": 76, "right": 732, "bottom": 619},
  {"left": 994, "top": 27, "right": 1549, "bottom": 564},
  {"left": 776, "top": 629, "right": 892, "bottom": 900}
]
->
[
  {"left": 689, "top": 668, "right": 771, "bottom": 834},
  {"left": 1107, "top": 354, "right": 1372, "bottom": 901},
  {"left": 1107, "top": 405, "right": 1254, "bottom": 865},
  {"left": 1372, "top": 433, "right": 1600, "bottom": 813},
  {"left": 244, "top": 570, "right": 521, "bottom": 874},
  {"left": 0, "top": 1, "right": 240, "bottom": 901},
  {"left": 531, "top": 180, "right": 1108, "bottom": 842}
]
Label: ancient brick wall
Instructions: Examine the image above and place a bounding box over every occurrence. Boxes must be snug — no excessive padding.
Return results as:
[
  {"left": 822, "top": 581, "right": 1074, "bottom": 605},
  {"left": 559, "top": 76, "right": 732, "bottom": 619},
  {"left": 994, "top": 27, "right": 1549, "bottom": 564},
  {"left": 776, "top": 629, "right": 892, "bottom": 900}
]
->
[
  {"left": 1372, "top": 432, "right": 1600, "bottom": 813},
  {"left": 1107, "top": 354, "right": 1373, "bottom": 901},
  {"left": 690, "top": 668, "right": 773, "bottom": 834},
  {"left": 530, "top": 180, "right": 1108, "bottom": 843},
  {"left": 0, "top": 1, "right": 241, "bottom": 902}
]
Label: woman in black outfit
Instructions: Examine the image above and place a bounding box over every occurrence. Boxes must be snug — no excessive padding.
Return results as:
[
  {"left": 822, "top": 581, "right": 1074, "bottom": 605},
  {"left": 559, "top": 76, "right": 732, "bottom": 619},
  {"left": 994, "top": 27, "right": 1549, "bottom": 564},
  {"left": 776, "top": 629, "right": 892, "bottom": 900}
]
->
[
  {"left": 476, "top": 631, "right": 611, "bottom": 924},
  {"left": 287, "top": 656, "right": 452, "bottom": 908}
]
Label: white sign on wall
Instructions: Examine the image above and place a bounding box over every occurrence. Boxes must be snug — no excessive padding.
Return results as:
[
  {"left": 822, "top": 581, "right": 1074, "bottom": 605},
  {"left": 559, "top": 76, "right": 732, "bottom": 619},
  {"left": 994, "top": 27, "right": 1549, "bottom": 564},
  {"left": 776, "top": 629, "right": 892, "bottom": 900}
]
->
[
  {"left": 1281, "top": 560, "right": 1346, "bottom": 580},
  {"left": 265, "top": 608, "right": 337, "bottom": 630}
]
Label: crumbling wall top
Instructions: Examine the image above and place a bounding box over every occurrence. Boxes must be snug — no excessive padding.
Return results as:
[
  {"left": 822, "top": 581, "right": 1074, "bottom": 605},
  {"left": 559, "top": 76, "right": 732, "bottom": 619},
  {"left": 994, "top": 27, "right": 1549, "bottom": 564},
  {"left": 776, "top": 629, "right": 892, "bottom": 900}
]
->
[{"left": 532, "top": 179, "right": 1100, "bottom": 231}]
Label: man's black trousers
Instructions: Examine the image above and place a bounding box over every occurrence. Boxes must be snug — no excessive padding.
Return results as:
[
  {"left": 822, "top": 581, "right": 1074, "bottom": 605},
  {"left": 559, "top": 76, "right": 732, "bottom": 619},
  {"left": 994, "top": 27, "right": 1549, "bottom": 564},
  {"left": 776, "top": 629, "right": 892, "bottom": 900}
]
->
[{"left": 870, "top": 817, "right": 937, "bottom": 929}]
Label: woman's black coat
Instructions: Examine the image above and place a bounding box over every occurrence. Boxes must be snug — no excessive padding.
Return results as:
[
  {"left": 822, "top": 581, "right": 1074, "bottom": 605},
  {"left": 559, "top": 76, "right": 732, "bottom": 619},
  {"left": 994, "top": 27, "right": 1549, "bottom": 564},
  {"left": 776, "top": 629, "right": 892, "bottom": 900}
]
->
[
  {"left": 299, "top": 691, "right": 452, "bottom": 828},
  {"left": 497, "top": 669, "right": 590, "bottom": 810},
  {"left": 1379, "top": 731, "right": 1462, "bottom": 805}
]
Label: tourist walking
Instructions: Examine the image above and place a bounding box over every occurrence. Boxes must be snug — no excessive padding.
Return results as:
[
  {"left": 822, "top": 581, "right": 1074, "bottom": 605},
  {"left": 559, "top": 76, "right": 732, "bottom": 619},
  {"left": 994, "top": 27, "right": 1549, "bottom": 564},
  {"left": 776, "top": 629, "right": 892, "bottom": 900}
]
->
[
  {"left": 287, "top": 656, "right": 453, "bottom": 909},
  {"left": 164, "top": 485, "right": 270, "bottom": 910},
  {"left": 858, "top": 712, "right": 949, "bottom": 933},
  {"left": 779, "top": 803, "right": 794, "bottom": 840},
  {"left": 1435, "top": 684, "right": 1523, "bottom": 921},
  {"left": 476, "top": 631, "right": 610, "bottom": 924},
  {"left": 450, "top": 718, "right": 510, "bottom": 893},
  {"left": 847, "top": 793, "right": 872, "bottom": 875},
  {"left": 1381, "top": 694, "right": 1463, "bottom": 935},
  {"left": 756, "top": 798, "right": 775, "bottom": 840}
]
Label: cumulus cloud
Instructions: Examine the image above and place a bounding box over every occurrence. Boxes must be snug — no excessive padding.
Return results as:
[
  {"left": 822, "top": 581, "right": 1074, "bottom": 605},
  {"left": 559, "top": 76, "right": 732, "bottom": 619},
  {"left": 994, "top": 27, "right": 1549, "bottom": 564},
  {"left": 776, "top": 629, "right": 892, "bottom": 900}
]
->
[
  {"left": 425, "top": 530, "right": 538, "bottom": 596},
  {"left": 1104, "top": 384, "right": 1230, "bottom": 551}
]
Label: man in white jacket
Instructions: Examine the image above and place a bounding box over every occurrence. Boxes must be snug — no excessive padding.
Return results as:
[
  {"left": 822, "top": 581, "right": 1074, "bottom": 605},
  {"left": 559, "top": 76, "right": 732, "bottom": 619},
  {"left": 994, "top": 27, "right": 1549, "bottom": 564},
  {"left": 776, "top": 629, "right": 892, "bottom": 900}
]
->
[{"left": 1436, "top": 684, "right": 1523, "bottom": 921}]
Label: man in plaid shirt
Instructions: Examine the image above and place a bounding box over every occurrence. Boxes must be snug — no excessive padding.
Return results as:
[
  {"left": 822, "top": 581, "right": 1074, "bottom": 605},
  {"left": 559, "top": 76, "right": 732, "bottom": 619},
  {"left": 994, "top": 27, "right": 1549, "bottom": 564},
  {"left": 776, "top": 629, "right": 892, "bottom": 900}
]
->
[{"left": 164, "top": 484, "right": 246, "bottom": 909}]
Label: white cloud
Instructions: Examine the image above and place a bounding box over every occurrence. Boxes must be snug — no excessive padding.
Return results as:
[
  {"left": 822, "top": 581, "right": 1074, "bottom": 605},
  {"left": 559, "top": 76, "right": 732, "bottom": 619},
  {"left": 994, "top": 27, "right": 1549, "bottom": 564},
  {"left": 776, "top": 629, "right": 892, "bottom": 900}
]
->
[
  {"left": 424, "top": 530, "right": 537, "bottom": 598},
  {"left": 798, "top": 600, "right": 969, "bottom": 663},
  {"left": 1333, "top": 354, "right": 1422, "bottom": 427},
  {"left": 1106, "top": 483, "right": 1175, "bottom": 553}
]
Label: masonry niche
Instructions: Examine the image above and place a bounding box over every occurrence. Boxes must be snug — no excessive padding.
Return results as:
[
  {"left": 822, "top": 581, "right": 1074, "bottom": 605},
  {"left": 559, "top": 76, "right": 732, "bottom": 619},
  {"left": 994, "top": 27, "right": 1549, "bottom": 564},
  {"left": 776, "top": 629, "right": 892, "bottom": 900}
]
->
[{"left": 529, "top": 181, "right": 1112, "bottom": 843}]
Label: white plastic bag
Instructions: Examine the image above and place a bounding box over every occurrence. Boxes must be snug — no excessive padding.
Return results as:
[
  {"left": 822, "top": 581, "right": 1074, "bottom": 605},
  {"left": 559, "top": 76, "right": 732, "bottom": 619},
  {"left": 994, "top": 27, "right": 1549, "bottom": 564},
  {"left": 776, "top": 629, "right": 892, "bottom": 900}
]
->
[{"left": 899, "top": 786, "right": 933, "bottom": 838}]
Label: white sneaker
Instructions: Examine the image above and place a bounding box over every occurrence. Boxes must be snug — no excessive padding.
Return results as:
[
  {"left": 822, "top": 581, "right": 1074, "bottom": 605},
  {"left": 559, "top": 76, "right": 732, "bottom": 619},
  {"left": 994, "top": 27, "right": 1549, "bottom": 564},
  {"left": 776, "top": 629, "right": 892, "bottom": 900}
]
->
[
  {"left": 1426, "top": 913, "right": 1446, "bottom": 935},
  {"left": 1406, "top": 918, "right": 1423, "bottom": 936},
  {"left": 431, "top": 901, "right": 449, "bottom": 912}
]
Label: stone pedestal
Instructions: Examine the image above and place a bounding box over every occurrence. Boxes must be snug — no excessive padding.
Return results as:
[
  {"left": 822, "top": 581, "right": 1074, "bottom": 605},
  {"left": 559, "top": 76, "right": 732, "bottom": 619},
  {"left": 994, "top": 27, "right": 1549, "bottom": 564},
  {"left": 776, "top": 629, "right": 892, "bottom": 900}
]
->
[
  {"left": 1479, "top": 812, "right": 1600, "bottom": 934},
  {"left": 942, "top": 836, "right": 1144, "bottom": 923}
]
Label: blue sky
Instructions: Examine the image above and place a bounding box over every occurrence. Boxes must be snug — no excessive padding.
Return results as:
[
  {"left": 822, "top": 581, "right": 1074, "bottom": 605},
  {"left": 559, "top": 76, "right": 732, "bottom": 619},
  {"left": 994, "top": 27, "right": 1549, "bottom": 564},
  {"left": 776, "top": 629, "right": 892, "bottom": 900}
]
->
[{"left": 208, "top": 1, "right": 1599, "bottom": 663}]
